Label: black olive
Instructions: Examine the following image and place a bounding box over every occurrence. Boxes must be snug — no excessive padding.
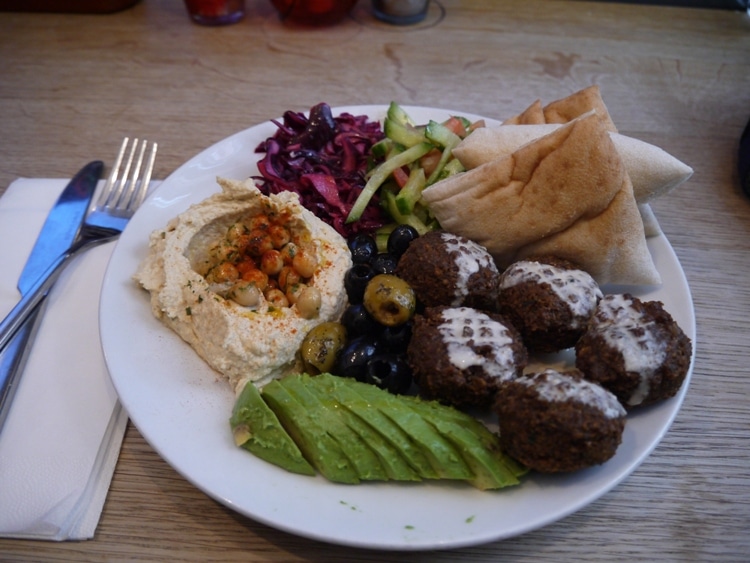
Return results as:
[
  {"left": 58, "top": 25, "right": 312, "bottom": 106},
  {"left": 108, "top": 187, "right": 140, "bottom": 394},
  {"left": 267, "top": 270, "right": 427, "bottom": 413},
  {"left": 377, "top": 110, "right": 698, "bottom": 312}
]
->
[
  {"left": 344, "top": 263, "right": 374, "bottom": 304},
  {"left": 371, "top": 253, "right": 399, "bottom": 276},
  {"left": 379, "top": 321, "right": 412, "bottom": 353},
  {"left": 341, "top": 303, "right": 382, "bottom": 339},
  {"left": 348, "top": 234, "right": 378, "bottom": 264},
  {"left": 387, "top": 225, "right": 420, "bottom": 258},
  {"left": 364, "top": 353, "right": 413, "bottom": 395},
  {"left": 334, "top": 335, "right": 381, "bottom": 382}
]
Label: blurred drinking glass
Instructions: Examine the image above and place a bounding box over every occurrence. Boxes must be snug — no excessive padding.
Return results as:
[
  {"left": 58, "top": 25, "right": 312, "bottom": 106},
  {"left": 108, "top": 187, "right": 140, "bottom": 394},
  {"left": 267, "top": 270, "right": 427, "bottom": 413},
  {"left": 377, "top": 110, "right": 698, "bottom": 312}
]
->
[
  {"left": 270, "top": 0, "right": 358, "bottom": 26},
  {"left": 372, "top": 0, "right": 429, "bottom": 25},
  {"left": 184, "top": 0, "right": 245, "bottom": 25}
]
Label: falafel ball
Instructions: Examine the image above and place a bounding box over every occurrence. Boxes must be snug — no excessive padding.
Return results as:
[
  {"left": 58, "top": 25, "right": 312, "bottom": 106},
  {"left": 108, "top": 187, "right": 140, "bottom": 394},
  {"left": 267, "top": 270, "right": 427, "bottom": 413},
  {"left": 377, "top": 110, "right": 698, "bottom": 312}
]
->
[
  {"left": 496, "top": 256, "right": 603, "bottom": 353},
  {"left": 407, "top": 306, "right": 528, "bottom": 409},
  {"left": 396, "top": 231, "right": 499, "bottom": 311},
  {"left": 495, "top": 368, "right": 627, "bottom": 473},
  {"left": 575, "top": 293, "right": 692, "bottom": 409}
]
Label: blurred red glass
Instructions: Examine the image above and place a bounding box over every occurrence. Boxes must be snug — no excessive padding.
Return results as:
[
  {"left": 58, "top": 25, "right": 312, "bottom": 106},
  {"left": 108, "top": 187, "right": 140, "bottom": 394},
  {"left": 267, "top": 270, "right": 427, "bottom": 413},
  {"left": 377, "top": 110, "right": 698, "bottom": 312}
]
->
[
  {"left": 184, "top": 0, "right": 245, "bottom": 25},
  {"left": 270, "top": 0, "right": 357, "bottom": 26}
]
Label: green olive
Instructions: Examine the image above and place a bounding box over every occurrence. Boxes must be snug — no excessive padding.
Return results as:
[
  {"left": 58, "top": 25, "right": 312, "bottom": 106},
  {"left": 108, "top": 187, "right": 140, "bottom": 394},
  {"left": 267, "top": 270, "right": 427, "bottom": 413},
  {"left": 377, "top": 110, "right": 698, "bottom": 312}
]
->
[
  {"left": 300, "top": 322, "right": 347, "bottom": 375},
  {"left": 363, "top": 274, "right": 416, "bottom": 327}
]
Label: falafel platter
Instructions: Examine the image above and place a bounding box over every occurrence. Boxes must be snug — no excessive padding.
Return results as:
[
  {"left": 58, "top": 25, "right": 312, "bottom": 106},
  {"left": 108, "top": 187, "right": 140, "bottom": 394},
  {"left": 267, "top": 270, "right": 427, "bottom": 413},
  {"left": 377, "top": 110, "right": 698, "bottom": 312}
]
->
[{"left": 102, "top": 87, "right": 696, "bottom": 549}]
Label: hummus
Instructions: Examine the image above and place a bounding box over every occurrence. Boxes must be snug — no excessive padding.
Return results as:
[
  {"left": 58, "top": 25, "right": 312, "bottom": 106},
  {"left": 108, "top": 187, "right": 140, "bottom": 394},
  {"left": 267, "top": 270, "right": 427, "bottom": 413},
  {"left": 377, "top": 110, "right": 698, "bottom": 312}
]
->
[{"left": 134, "top": 177, "right": 351, "bottom": 392}]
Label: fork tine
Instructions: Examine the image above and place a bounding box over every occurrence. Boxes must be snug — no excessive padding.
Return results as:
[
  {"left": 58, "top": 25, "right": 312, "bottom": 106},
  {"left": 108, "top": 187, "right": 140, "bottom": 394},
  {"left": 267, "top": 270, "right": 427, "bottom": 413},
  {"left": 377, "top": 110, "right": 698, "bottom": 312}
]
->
[
  {"left": 132, "top": 142, "right": 158, "bottom": 210},
  {"left": 117, "top": 139, "right": 147, "bottom": 210},
  {"left": 97, "top": 137, "right": 129, "bottom": 208},
  {"left": 109, "top": 138, "right": 138, "bottom": 209}
]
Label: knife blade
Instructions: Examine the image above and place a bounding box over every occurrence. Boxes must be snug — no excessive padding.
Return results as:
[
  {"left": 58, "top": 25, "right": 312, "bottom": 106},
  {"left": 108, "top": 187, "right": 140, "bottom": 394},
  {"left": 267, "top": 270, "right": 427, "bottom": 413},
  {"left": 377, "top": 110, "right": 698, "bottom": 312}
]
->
[
  {"left": 0, "top": 161, "right": 102, "bottom": 432},
  {"left": 17, "top": 161, "right": 103, "bottom": 294}
]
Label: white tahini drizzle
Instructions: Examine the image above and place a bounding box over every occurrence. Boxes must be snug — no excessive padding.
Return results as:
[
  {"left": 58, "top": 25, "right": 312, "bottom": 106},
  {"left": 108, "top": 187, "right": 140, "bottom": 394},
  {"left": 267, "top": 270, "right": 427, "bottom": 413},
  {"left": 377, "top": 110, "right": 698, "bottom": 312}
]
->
[
  {"left": 440, "top": 232, "right": 497, "bottom": 306},
  {"left": 437, "top": 307, "right": 517, "bottom": 381},
  {"left": 500, "top": 259, "right": 602, "bottom": 325},
  {"left": 516, "top": 369, "right": 626, "bottom": 419},
  {"left": 593, "top": 294, "right": 667, "bottom": 406}
]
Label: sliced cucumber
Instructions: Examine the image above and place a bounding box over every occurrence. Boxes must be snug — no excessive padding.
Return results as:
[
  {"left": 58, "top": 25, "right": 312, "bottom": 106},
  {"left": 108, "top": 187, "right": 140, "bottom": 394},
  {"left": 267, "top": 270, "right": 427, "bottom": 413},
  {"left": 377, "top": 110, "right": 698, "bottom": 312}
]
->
[
  {"left": 384, "top": 118, "right": 426, "bottom": 148},
  {"left": 425, "top": 120, "right": 462, "bottom": 150},
  {"left": 386, "top": 101, "right": 415, "bottom": 126},
  {"left": 346, "top": 142, "right": 433, "bottom": 224},
  {"left": 394, "top": 167, "right": 426, "bottom": 215}
]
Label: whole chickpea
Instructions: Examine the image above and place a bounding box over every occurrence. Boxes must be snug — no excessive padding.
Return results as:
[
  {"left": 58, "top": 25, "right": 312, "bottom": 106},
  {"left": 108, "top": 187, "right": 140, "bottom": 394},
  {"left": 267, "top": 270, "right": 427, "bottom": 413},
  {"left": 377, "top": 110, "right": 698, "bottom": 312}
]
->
[
  {"left": 244, "top": 214, "right": 271, "bottom": 232},
  {"left": 285, "top": 282, "right": 307, "bottom": 305},
  {"left": 292, "top": 248, "right": 319, "bottom": 279},
  {"left": 246, "top": 229, "right": 274, "bottom": 257},
  {"left": 264, "top": 288, "right": 290, "bottom": 309},
  {"left": 260, "top": 249, "right": 284, "bottom": 276},
  {"left": 241, "top": 268, "right": 269, "bottom": 292},
  {"left": 229, "top": 281, "right": 261, "bottom": 308},
  {"left": 268, "top": 224, "right": 291, "bottom": 249},
  {"left": 278, "top": 266, "right": 301, "bottom": 292},
  {"left": 279, "top": 242, "right": 299, "bottom": 265},
  {"left": 295, "top": 286, "right": 322, "bottom": 319},
  {"left": 208, "top": 261, "right": 239, "bottom": 283}
]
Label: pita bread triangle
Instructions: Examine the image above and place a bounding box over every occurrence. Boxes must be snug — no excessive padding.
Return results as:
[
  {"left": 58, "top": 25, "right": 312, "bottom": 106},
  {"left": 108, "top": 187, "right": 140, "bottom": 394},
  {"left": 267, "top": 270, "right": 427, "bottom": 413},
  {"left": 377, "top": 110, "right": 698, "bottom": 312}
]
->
[
  {"left": 421, "top": 111, "right": 661, "bottom": 286},
  {"left": 503, "top": 85, "right": 618, "bottom": 132},
  {"left": 452, "top": 123, "right": 693, "bottom": 205}
]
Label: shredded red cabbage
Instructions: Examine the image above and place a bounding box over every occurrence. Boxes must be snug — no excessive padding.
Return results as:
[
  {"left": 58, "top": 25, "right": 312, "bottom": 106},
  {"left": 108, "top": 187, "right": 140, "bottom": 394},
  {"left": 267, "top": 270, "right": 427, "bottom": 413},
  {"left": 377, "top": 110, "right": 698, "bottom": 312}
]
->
[{"left": 254, "top": 103, "right": 387, "bottom": 239}]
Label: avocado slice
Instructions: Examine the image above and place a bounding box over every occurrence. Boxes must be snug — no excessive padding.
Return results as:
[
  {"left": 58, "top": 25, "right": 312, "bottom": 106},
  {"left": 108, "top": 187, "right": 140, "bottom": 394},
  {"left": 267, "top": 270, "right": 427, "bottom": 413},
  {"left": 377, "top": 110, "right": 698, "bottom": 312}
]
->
[
  {"left": 261, "top": 379, "right": 359, "bottom": 484},
  {"left": 340, "top": 377, "right": 473, "bottom": 481},
  {"left": 303, "top": 375, "right": 422, "bottom": 482},
  {"left": 376, "top": 407, "right": 473, "bottom": 481},
  {"left": 277, "top": 375, "right": 388, "bottom": 482},
  {"left": 313, "top": 373, "right": 438, "bottom": 479},
  {"left": 425, "top": 417, "right": 521, "bottom": 489},
  {"left": 406, "top": 399, "right": 523, "bottom": 490},
  {"left": 407, "top": 397, "right": 528, "bottom": 483},
  {"left": 230, "top": 381, "right": 315, "bottom": 476}
]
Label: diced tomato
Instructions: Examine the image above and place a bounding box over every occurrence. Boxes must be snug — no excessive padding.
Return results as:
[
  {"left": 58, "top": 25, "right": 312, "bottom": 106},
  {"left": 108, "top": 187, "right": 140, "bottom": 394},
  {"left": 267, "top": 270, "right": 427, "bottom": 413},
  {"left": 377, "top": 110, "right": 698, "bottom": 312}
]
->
[
  {"left": 392, "top": 166, "right": 410, "bottom": 189},
  {"left": 442, "top": 116, "right": 467, "bottom": 138},
  {"left": 419, "top": 149, "right": 443, "bottom": 178}
]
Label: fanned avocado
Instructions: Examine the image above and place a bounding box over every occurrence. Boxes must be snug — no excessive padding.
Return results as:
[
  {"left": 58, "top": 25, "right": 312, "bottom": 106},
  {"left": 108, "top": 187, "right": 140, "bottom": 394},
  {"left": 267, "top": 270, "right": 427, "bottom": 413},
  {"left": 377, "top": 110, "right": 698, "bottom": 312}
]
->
[
  {"left": 261, "top": 379, "right": 359, "bottom": 484},
  {"left": 232, "top": 373, "right": 524, "bottom": 490},
  {"left": 277, "top": 375, "right": 388, "bottom": 482},
  {"left": 304, "top": 374, "right": 424, "bottom": 481},
  {"left": 338, "top": 376, "right": 473, "bottom": 481},
  {"left": 229, "top": 381, "right": 315, "bottom": 476}
]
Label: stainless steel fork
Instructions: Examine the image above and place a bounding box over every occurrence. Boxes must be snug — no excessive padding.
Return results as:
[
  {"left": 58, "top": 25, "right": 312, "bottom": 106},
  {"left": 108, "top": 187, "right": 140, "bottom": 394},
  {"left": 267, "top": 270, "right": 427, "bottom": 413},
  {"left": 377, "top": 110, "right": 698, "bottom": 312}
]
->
[{"left": 0, "top": 138, "right": 158, "bottom": 354}]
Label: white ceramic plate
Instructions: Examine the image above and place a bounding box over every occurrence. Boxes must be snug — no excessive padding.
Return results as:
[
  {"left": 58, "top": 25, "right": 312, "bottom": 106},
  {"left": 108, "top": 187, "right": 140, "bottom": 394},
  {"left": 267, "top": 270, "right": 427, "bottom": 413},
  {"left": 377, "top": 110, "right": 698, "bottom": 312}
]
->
[{"left": 100, "top": 106, "right": 696, "bottom": 551}]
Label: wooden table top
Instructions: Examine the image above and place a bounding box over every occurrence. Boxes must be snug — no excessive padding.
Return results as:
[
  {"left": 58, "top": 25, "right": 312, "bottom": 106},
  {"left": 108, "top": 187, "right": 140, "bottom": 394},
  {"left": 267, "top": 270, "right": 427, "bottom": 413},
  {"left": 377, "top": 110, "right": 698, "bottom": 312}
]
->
[{"left": 1, "top": 0, "right": 749, "bottom": 560}]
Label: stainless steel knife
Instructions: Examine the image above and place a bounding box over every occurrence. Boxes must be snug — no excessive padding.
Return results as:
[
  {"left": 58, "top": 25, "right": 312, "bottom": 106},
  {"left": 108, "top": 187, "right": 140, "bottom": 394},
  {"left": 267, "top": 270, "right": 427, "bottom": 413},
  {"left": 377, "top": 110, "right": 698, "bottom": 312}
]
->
[{"left": 0, "top": 161, "right": 102, "bottom": 432}]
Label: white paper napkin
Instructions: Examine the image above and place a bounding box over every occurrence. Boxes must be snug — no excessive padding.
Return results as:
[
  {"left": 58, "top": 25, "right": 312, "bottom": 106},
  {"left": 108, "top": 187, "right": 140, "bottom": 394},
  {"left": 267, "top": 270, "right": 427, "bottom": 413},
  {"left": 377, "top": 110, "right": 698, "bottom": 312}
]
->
[{"left": 0, "top": 178, "right": 129, "bottom": 541}]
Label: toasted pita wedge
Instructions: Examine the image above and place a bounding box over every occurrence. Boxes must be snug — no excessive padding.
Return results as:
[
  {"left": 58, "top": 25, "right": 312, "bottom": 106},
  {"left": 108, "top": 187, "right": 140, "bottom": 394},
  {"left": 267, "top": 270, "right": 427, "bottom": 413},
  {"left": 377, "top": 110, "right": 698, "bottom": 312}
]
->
[
  {"left": 502, "top": 99, "right": 545, "bottom": 125},
  {"left": 503, "top": 85, "right": 618, "bottom": 131},
  {"left": 543, "top": 85, "right": 618, "bottom": 131},
  {"left": 421, "top": 112, "right": 661, "bottom": 286},
  {"left": 452, "top": 122, "right": 694, "bottom": 203}
]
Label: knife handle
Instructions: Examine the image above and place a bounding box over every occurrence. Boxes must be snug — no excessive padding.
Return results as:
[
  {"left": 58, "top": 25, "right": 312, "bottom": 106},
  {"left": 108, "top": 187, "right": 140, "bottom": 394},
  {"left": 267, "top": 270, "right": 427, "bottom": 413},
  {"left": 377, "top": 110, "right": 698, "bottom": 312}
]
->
[{"left": 0, "top": 300, "right": 47, "bottom": 433}]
